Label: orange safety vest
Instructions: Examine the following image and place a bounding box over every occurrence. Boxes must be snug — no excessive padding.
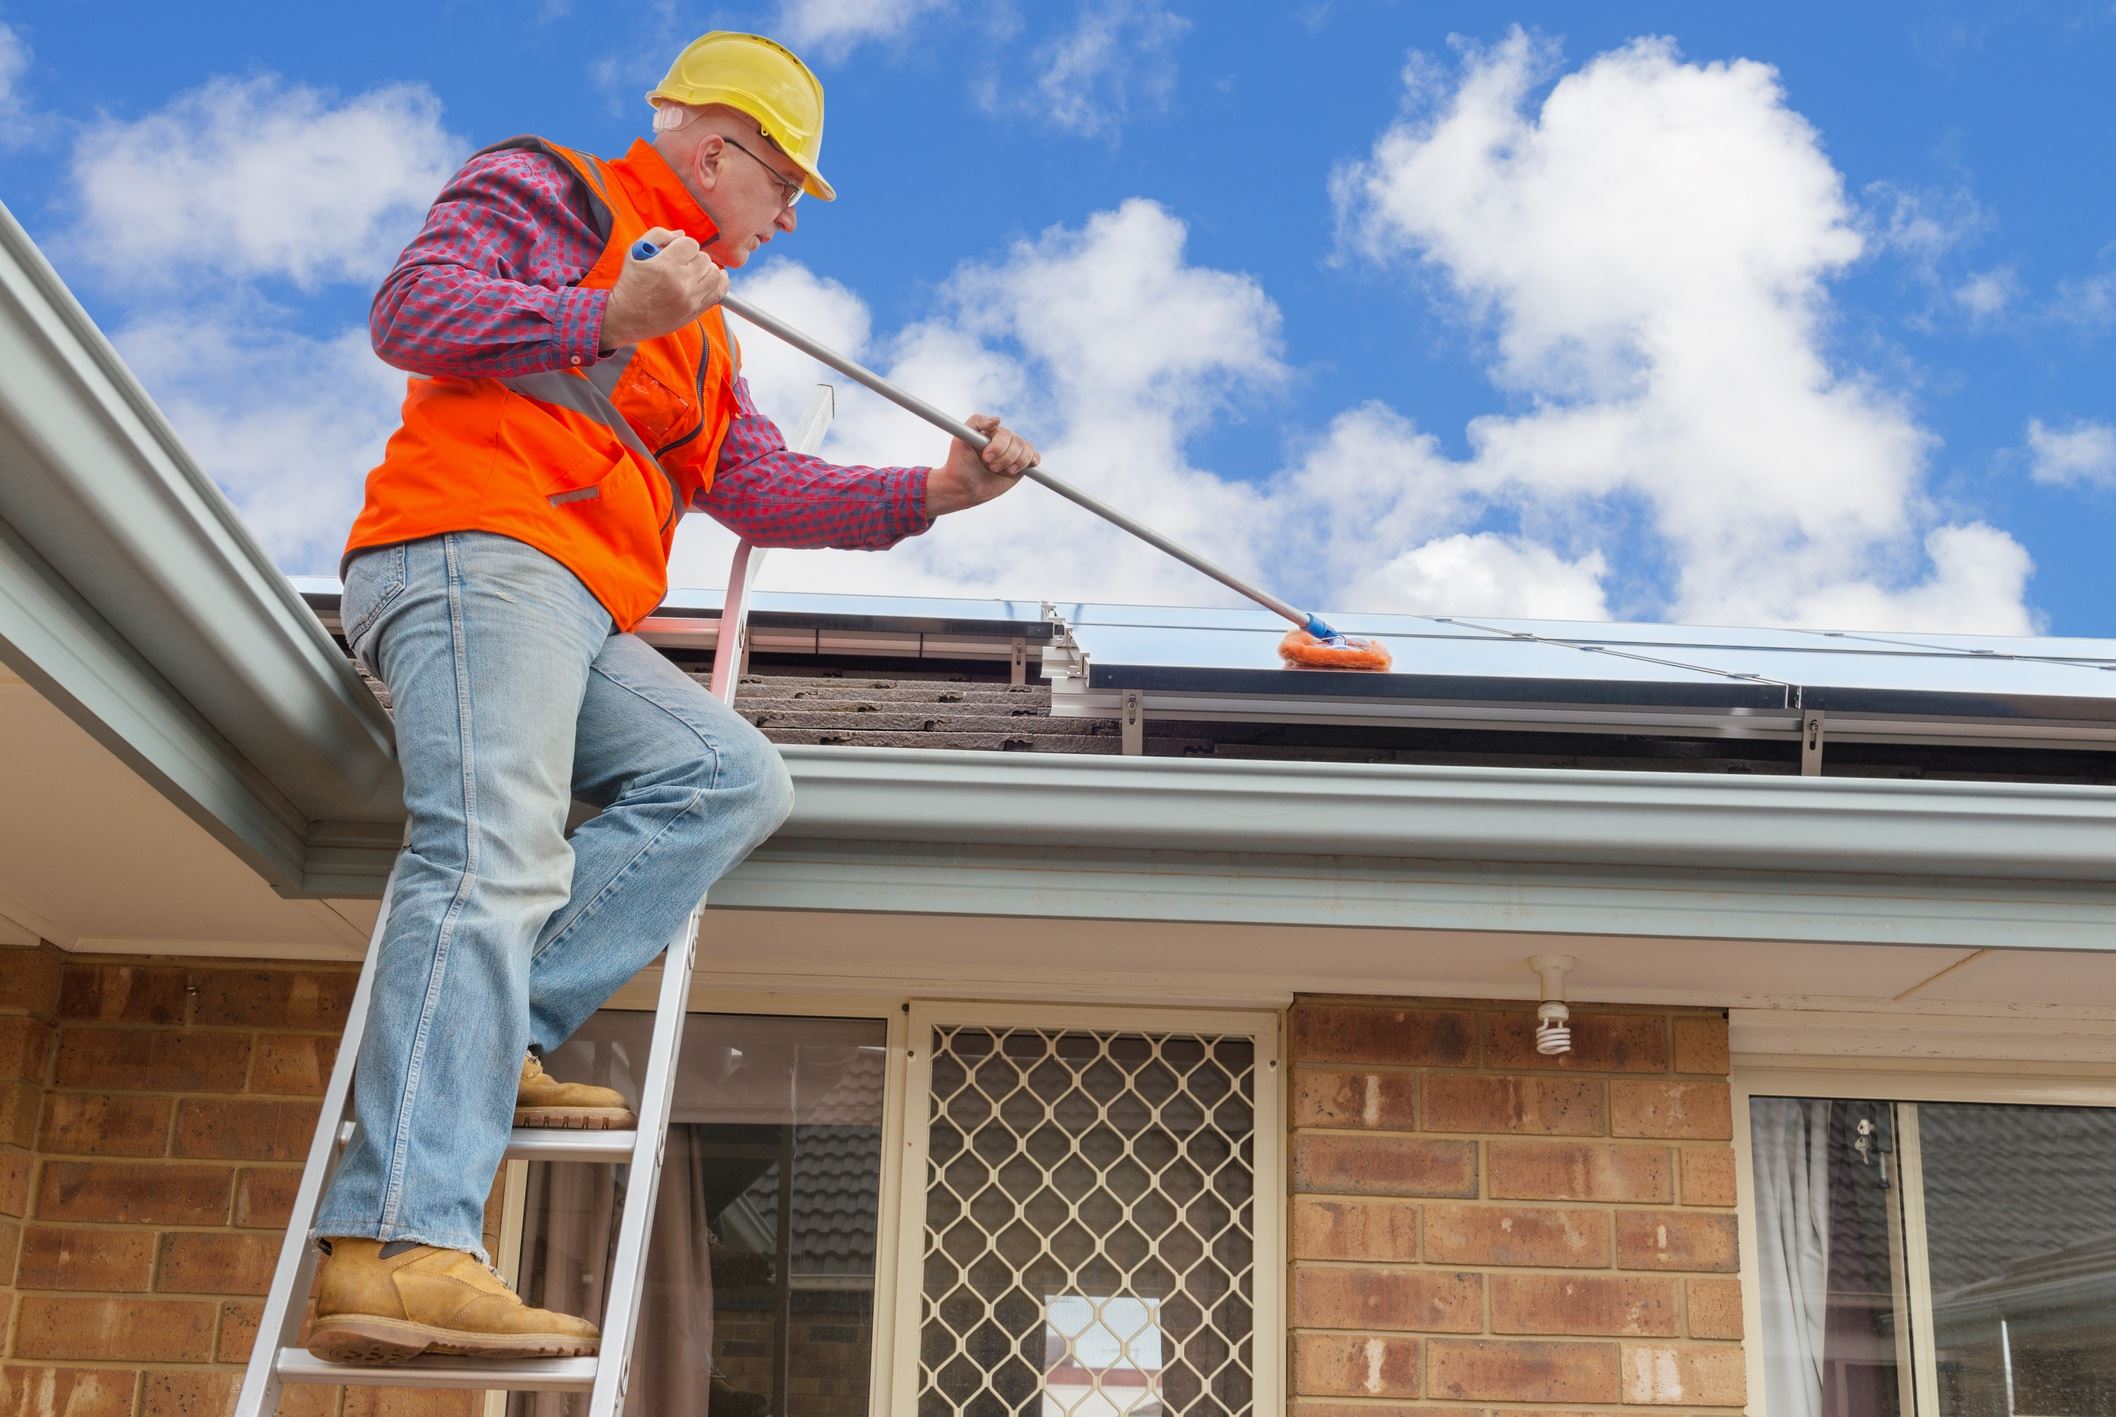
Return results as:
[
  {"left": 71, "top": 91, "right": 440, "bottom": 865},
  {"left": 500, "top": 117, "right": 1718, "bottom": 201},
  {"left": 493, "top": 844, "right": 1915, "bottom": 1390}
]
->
[{"left": 344, "top": 136, "right": 742, "bottom": 631}]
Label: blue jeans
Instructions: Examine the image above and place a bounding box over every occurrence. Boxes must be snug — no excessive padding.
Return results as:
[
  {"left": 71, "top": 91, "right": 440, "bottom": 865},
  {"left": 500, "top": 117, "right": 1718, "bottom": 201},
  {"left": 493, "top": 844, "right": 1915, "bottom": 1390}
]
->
[{"left": 315, "top": 533, "right": 793, "bottom": 1258}]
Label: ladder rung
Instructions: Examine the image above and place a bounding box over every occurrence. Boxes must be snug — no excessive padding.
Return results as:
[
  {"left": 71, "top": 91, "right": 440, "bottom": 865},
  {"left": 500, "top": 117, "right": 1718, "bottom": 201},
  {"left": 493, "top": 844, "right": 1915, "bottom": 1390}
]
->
[
  {"left": 336, "top": 1121, "right": 637, "bottom": 1163},
  {"left": 274, "top": 1347, "right": 598, "bottom": 1391}
]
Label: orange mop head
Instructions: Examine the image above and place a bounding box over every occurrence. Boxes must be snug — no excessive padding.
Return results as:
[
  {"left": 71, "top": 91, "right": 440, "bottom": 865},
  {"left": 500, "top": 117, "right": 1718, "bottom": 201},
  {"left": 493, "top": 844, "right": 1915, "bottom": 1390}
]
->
[{"left": 1278, "top": 614, "right": 1393, "bottom": 672}]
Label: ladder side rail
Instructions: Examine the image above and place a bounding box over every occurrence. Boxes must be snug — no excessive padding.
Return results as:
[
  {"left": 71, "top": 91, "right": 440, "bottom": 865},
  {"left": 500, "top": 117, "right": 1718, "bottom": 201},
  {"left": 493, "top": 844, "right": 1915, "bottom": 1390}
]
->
[
  {"left": 236, "top": 863, "right": 401, "bottom": 1416},
  {"left": 705, "top": 383, "right": 831, "bottom": 704},
  {"left": 583, "top": 905, "right": 702, "bottom": 1414}
]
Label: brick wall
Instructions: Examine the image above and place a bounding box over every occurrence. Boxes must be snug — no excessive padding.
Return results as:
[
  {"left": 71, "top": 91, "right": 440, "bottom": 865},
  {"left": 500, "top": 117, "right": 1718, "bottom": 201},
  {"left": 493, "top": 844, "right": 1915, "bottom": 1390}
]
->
[
  {"left": 0, "top": 943, "right": 501, "bottom": 1417},
  {"left": 1288, "top": 996, "right": 1744, "bottom": 1415}
]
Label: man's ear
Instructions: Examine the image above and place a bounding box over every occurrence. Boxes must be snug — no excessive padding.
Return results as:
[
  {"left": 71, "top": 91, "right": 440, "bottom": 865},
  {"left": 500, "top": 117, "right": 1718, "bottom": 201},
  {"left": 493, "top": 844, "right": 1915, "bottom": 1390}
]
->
[{"left": 691, "top": 133, "right": 726, "bottom": 193}]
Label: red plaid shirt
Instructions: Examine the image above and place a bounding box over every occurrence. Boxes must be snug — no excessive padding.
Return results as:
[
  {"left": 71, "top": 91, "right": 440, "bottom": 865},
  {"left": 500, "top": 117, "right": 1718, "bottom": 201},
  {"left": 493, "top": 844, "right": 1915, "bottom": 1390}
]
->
[{"left": 369, "top": 147, "right": 931, "bottom": 550}]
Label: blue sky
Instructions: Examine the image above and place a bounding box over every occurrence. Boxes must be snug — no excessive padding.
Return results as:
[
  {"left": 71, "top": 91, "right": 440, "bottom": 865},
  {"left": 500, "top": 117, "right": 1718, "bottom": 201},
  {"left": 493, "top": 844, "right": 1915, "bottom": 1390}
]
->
[{"left": 2, "top": 0, "right": 2111, "bottom": 634}]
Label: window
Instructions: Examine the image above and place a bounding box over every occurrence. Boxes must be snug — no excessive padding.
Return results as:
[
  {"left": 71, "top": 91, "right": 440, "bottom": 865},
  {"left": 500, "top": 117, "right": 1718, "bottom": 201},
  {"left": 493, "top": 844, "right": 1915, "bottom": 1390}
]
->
[
  {"left": 507, "top": 1010, "right": 889, "bottom": 1416},
  {"left": 1749, "top": 1095, "right": 2116, "bottom": 1417}
]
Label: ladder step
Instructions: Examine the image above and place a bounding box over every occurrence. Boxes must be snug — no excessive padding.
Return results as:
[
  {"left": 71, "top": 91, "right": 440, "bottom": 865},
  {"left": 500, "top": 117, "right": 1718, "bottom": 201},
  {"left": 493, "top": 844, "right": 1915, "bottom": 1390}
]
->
[
  {"left": 274, "top": 1347, "right": 598, "bottom": 1391},
  {"left": 336, "top": 1121, "right": 637, "bottom": 1163}
]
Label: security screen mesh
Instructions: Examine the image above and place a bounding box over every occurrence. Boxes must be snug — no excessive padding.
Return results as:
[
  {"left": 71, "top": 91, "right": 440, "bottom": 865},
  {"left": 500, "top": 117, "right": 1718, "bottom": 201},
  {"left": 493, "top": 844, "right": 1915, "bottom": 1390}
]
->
[{"left": 917, "top": 1025, "right": 1258, "bottom": 1416}]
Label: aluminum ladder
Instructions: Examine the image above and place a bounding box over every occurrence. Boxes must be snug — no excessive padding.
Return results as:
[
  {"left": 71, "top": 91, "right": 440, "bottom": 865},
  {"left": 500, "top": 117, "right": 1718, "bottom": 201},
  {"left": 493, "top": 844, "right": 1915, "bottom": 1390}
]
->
[{"left": 237, "top": 386, "right": 832, "bottom": 1415}]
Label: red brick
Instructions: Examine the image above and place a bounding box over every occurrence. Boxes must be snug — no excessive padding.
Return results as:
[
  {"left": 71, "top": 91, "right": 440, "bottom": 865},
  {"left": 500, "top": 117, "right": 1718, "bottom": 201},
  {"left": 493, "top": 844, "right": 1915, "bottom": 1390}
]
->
[
  {"left": 342, "top": 1389, "right": 481, "bottom": 1417},
  {"left": 234, "top": 1166, "right": 303, "bottom": 1228},
  {"left": 140, "top": 1369, "right": 231, "bottom": 1417},
  {"left": 1671, "top": 1016, "right": 1729, "bottom": 1074},
  {"left": 54, "top": 1029, "right": 251, "bottom": 1092},
  {"left": 1292, "top": 1332, "right": 1420, "bottom": 1398},
  {"left": 14, "top": 1295, "right": 215, "bottom": 1361},
  {"left": 1291, "top": 1197, "right": 1419, "bottom": 1262},
  {"left": 1424, "top": 1204, "right": 1612, "bottom": 1268},
  {"left": 36, "top": 1161, "right": 232, "bottom": 1226},
  {"left": 1292, "top": 1134, "right": 1477, "bottom": 1198},
  {"left": 190, "top": 968, "right": 355, "bottom": 1030},
  {"left": 1427, "top": 1338, "right": 1620, "bottom": 1404},
  {"left": 1487, "top": 1140, "right": 1673, "bottom": 1203},
  {"left": 0, "top": 1083, "right": 39, "bottom": 1150},
  {"left": 1293, "top": 1267, "right": 1482, "bottom": 1333},
  {"left": 0, "top": 1148, "right": 30, "bottom": 1218},
  {"left": 1621, "top": 1341, "right": 1747, "bottom": 1405},
  {"left": 1616, "top": 1210, "right": 1740, "bottom": 1272},
  {"left": 138, "top": 1370, "right": 332, "bottom": 1417},
  {"left": 0, "top": 944, "right": 63, "bottom": 1014},
  {"left": 1687, "top": 1276, "right": 1744, "bottom": 1339},
  {"left": 159, "top": 1229, "right": 280, "bottom": 1295},
  {"left": 1490, "top": 1273, "right": 1681, "bottom": 1336},
  {"left": 0, "top": 1215, "right": 19, "bottom": 1277},
  {"left": 216, "top": 1298, "right": 258, "bottom": 1363},
  {"left": 15, "top": 1224, "right": 156, "bottom": 1290},
  {"left": 251, "top": 1034, "right": 338, "bottom": 1095},
  {"left": 1484, "top": 1011, "right": 1671, "bottom": 1072},
  {"left": 174, "top": 1097, "right": 321, "bottom": 1161},
  {"left": 1290, "top": 1003, "right": 1476, "bottom": 1068},
  {"left": 0, "top": 1018, "right": 53, "bottom": 1082},
  {"left": 1293, "top": 1069, "right": 1418, "bottom": 1131},
  {"left": 1290, "top": 1406, "right": 1476, "bottom": 1417},
  {"left": 0, "top": 1366, "right": 136, "bottom": 1417},
  {"left": 1422, "top": 1074, "right": 1605, "bottom": 1136},
  {"left": 37, "top": 1093, "right": 172, "bottom": 1157},
  {"left": 1610, "top": 1080, "right": 1732, "bottom": 1140},
  {"left": 1680, "top": 1145, "right": 1739, "bottom": 1207},
  {"left": 58, "top": 964, "right": 187, "bottom": 1024}
]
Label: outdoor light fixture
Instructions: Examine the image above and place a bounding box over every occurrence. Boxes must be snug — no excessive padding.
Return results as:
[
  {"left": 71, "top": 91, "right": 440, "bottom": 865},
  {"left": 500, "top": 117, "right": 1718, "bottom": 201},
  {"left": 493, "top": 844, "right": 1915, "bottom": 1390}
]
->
[{"left": 1530, "top": 954, "right": 1577, "bottom": 1055}]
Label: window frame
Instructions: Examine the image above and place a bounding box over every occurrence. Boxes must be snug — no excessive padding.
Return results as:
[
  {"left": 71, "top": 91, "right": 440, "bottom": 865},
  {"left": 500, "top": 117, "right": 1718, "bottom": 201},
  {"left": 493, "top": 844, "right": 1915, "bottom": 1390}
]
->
[
  {"left": 1732, "top": 1056, "right": 2116, "bottom": 1416},
  {"left": 492, "top": 985, "right": 1285, "bottom": 1417}
]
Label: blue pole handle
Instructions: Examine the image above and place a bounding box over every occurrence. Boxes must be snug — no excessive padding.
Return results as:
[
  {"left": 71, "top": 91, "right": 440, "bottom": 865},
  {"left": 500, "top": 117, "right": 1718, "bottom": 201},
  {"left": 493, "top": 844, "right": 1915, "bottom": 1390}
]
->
[{"left": 630, "top": 239, "right": 661, "bottom": 261}]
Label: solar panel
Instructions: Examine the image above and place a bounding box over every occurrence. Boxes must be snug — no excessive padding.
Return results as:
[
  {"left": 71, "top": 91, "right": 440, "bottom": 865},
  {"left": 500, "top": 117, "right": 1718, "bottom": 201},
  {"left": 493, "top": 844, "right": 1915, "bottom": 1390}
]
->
[{"left": 1045, "top": 603, "right": 2116, "bottom": 748}]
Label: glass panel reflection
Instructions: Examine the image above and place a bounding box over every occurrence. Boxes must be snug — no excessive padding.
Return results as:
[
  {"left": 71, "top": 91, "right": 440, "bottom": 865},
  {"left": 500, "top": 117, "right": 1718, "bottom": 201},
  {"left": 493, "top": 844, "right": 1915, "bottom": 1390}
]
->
[
  {"left": 1920, "top": 1103, "right": 2116, "bottom": 1417},
  {"left": 507, "top": 1011, "right": 886, "bottom": 1417},
  {"left": 1750, "top": 1097, "right": 1913, "bottom": 1417}
]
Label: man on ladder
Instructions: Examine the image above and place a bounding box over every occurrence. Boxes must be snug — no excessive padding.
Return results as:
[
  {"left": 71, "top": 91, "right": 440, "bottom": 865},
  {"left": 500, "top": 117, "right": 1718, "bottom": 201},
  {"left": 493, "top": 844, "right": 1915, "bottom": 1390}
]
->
[{"left": 306, "top": 30, "right": 1037, "bottom": 1363}]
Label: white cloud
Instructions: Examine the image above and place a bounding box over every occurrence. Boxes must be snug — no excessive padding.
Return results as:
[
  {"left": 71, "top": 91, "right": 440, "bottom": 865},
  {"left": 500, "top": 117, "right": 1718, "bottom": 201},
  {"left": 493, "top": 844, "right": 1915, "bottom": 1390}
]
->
[
  {"left": 2052, "top": 253, "right": 2116, "bottom": 332},
  {"left": 1349, "top": 533, "right": 1611, "bottom": 620},
  {"left": 0, "top": 23, "right": 35, "bottom": 148},
  {"left": 776, "top": 0, "right": 950, "bottom": 56},
  {"left": 68, "top": 76, "right": 459, "bottom": 291},
  {"left": 2026, "top": 416, "right": 2116, "bottom": 489},
  {"left": 1334, "top": 28, "right": 2035, "bottom": 632},
  {"left": 116, "top": 313, "right": 405, "bottom": 574},
  {"left": 1953, "top": 266, "right": 2017, "bottom": 319},
  {"left": 674, "top": 198, "right": 1288, "bottom": 603},
  {"left": 1783, "top": 524, "right": 2034, "bottom": 635},
  {"left": 975, "top": 0, "right": 1190, "bottom": 140}
]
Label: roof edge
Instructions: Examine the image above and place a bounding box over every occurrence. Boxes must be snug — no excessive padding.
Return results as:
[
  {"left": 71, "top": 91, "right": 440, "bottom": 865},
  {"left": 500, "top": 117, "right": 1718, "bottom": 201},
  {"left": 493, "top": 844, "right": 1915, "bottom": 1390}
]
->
[{"left": 0, "top": 204, "right": 398, "bottom": 892}]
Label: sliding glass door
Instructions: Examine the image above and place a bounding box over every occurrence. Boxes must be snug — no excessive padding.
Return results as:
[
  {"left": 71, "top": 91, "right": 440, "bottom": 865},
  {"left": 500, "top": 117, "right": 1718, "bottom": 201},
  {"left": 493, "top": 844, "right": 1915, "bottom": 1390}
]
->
[{"left": 1749, "top": 1096, "right": 2116, "bottom": 1417}]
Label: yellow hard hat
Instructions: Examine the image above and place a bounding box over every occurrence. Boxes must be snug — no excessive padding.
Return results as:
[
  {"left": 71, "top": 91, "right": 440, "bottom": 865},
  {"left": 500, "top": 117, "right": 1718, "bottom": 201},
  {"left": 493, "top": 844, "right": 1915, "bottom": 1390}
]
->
[{"left": 647, "top": 32, "right": 836, "bottom": 202}]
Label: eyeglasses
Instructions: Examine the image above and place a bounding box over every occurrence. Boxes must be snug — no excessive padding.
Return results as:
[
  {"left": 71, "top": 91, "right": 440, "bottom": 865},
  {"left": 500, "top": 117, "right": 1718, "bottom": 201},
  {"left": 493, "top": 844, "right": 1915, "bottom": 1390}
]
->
[{"left": 721, "top": 134, "right": 803, "bottom": 209}]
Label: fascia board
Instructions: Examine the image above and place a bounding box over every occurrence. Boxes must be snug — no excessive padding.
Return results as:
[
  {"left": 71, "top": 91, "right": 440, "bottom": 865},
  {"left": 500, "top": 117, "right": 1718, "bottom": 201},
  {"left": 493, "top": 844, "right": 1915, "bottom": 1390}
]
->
[
  {"left": 770, "top": 745, "right": 2116, "bottom": 884},
  {"left": 0, "top": 205, "right": 399, "bottom": 893}
]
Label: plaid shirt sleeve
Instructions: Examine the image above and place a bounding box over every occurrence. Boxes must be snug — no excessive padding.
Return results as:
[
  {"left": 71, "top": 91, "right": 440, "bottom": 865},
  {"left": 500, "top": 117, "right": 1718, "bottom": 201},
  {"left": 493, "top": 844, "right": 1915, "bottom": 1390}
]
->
[
  {"left": 696, "top": 374, "right": 935, "bottom": 550},
  {"left": 371, "top": 147, "right": 935, "bottom": 549},
  {"left": 368, "top": 147, "right": 610, "bottom": 378}
]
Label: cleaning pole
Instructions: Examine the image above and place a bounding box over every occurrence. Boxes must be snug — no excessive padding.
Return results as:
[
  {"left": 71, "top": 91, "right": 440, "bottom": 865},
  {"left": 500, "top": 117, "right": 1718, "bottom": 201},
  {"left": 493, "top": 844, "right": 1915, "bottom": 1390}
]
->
[{"left": 629, "top": 240, "right": 1390, "bottom": 671}]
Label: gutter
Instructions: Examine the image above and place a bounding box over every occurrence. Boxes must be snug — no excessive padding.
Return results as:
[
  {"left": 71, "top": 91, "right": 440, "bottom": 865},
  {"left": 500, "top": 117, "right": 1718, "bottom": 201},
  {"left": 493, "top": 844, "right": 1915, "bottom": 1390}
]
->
[
  {"left": 771, "top": 745, "right": 2116, "bottom": 883},
  {"left": 0, "top": 203, "right": 399, "bottom": 893}
]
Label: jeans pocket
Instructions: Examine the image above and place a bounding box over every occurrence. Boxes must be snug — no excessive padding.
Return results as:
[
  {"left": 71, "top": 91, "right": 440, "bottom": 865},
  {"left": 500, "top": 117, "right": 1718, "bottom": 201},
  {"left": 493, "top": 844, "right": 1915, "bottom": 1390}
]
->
[{"left": 342, "top": 543, "right": 408, "bottom": 675}]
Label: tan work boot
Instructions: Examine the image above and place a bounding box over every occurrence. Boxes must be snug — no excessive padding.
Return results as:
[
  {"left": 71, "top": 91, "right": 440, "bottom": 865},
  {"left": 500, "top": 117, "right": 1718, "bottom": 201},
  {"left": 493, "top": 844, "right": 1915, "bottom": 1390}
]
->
[
  {"left": 515, "top": 1052, "right": 635, "bottom": 1130},
  {"left": 307, "top": 1238, "right": 598, "bottom": 1363}
]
